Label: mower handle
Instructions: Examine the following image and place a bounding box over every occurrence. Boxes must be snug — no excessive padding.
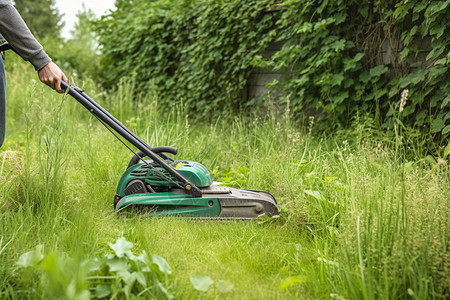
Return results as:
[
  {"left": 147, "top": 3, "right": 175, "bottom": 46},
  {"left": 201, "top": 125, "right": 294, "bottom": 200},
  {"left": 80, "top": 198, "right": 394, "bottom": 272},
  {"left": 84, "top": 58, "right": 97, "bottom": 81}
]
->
[
  {"left": 61, "top": 81, "right": 177, "bottom": 155},
  {"left": 127, "top": 147, "right": 178, "bottom": 169},
  {"left": 60, "top": 81, "right": 202, "bottom": 197}
]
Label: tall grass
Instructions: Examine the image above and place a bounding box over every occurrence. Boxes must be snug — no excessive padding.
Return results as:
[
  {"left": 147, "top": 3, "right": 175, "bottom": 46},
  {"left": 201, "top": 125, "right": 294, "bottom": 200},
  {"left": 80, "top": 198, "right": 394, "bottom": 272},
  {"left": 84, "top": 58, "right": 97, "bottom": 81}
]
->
[{"left": 0, "top": 57, "right": 448, "bottom": 299}]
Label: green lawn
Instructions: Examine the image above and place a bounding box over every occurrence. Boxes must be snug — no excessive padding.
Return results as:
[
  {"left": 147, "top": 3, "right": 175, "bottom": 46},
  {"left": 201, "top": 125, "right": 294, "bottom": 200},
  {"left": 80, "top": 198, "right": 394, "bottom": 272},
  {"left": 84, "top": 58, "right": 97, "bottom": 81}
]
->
[{"left": 0, "top": 58, "right": 448, "bottom": 299}]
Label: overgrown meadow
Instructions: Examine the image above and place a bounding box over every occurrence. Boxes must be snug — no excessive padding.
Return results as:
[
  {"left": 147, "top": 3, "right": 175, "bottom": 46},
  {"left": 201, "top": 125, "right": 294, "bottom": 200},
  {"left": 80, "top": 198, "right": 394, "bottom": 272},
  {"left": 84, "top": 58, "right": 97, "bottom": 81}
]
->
[{"left": 0, "top": 57, "right": 448, "bottom": 299}]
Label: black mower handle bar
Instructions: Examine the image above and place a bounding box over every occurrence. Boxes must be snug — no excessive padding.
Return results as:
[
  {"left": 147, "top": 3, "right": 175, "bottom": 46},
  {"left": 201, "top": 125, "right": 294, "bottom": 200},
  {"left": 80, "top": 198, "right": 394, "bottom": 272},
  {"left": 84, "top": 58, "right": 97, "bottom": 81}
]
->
[{"left": 60, "top": 81, "right": 202, "bottom": 197}]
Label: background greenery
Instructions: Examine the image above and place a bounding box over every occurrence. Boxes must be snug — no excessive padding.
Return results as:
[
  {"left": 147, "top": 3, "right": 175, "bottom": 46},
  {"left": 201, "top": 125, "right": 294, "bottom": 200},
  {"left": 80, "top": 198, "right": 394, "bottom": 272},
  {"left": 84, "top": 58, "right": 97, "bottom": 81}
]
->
[
  {"left": 1, "top": 0, "right": 449, "bottom": 299},
  {"left": 14, "top": 0, "right": 63, "bottom": 39},
  {"left": 96, "top": 0, "right": 449, "bottom": 144}
]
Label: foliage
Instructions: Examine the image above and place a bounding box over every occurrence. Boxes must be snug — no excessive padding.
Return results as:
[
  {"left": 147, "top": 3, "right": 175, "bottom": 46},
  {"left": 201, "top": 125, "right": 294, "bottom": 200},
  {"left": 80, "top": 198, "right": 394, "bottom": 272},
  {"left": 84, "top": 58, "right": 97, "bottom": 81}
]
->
[
  {"left": 95, "top": 0, "right": 449, "bottom": 140},
  {"left": 95, "top": 0, "right": 280, "bottom": 117},
  {"left": 16, "top": 237, "right": 174, "bottom": 299},
  {"left": 44, "top": 6, "right": 101, "bottom": 80},
  {"left": 13, "top": 0, "right": 63, "bottom": 39},
  {"left": 268, "top": 0, "right": 449, "bottom": 138},
  {"left": 190, "top": 274, "right": 233, "bottom": 293}
]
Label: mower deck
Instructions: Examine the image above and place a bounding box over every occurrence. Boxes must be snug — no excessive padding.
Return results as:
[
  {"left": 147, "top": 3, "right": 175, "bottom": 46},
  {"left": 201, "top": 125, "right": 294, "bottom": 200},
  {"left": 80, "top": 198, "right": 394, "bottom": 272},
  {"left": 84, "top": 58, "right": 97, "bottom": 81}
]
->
[{"left": 114, "top": 186, "right": 278, "bottom": 219}]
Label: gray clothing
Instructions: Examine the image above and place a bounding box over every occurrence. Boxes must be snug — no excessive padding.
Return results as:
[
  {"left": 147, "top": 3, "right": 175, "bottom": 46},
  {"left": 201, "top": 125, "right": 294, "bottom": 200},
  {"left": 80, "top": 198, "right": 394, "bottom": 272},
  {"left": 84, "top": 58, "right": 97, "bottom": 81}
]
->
[
  {"left": 0, "top": 57, "right": 4, "bottom": 148},
  {"left": 0, "top": 0, "right": 51, "bottom": 71},
  {"left": 0, "top": 0, "right": 52, "bottom": 148}
]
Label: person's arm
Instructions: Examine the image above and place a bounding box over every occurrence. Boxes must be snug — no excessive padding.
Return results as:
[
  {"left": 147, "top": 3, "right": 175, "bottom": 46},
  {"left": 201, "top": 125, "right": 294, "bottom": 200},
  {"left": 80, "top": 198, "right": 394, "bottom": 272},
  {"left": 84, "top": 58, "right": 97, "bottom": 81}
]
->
[{"left": 0, "top": 0, "right": 67, "bottom": 92}]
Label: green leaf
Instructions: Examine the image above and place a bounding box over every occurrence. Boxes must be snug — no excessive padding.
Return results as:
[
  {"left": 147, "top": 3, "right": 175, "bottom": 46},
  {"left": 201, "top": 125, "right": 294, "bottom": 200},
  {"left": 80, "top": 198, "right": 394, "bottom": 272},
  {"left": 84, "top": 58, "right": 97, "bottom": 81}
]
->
[
  {"left": 16, "top": 245, "right": 44, "bottom": 268},
  {"left": 134, "top": 252, "right": 152, "bottom": 273},
  {"left": 359, "top": 71, "right": 371, "bottom": 83},
  {"left": 279, "top": 276, "right": 307, "bottom": 291},
  {"left": 431, "top": 118, "right": 445, "bottom": 133},
  {"left": 354, "top": 53, "right": 365, "bottom": 62},
  {"left": 442, "top": 125, "right": 450, "bottom": 136},
  {"left": 369, "top": 65, "right": 388, "bottom": 77},
  {"left": 333, "top": 91, "right": 349, "bottom": 104},
  {"left": 107, "top": 258, "right": 129, "bottom": 272},
  {"left": 87, "top": 258, "right": 102, "bottom": 272},
  {"left": 441, "top": 95, "right": 450, "bottom": 108},
  {"left": 95, "top": 285, "right": 112, "bottom": 298},
  {"left": 216, "top": 280, "right": 234, "bottom": 293},
  {"left": 330, "top": 39, "right": 346, "bottom": 52},
  {"left": 374, "top": 88, "right": 387, "bottom": 100},
  {"left": 151, "top": 255, "right": 172, "bottom": 275},
  {"left": 443, "top": 141, "right": 450, "bottom": 158},
  {"left": 358, "top": 5, "right": 368, "bottom": 18},
  {"left": 190, "top": 274, "right": 214, "bottom": 292},
  {"left": 108, "top": 237, "right": 133, "bottom": 258},
  {"left": 134, "top": 271, "right": 147, "bottom": 287},
  {"left": 332, "top": 73, "right": 344, "bottom": 86},
  {"left": 117, "top": 269, "right": 134, "bottom": 285}
]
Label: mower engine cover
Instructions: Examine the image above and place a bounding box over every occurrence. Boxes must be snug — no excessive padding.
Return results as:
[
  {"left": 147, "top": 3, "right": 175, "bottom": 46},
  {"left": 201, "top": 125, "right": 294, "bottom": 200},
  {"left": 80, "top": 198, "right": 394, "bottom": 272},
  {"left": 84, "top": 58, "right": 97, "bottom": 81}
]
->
[{"left": 117, "top": 160, "right": 213, "bottom": 195}]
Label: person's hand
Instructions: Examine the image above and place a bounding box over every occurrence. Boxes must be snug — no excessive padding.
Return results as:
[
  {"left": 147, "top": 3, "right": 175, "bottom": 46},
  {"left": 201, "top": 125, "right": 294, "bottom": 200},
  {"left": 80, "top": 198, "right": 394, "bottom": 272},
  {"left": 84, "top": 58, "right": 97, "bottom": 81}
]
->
[{"left": 37, "top": 62, "right": 68, "bottom": 93}]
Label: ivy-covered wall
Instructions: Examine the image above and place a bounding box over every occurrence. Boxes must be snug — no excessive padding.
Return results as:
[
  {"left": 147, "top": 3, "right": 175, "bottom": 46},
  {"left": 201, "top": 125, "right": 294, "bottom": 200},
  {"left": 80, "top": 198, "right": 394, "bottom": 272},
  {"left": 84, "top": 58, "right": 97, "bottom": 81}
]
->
[{"left": 96, "top": 0, "right": 449, "bottom": 138}]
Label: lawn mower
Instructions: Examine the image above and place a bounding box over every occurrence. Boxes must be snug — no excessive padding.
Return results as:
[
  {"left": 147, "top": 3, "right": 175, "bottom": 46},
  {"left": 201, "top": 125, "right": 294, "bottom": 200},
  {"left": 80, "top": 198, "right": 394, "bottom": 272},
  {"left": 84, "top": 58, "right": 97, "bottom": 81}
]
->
[{"left": 61, "top": 82, "right": 278, "bottom": 219}]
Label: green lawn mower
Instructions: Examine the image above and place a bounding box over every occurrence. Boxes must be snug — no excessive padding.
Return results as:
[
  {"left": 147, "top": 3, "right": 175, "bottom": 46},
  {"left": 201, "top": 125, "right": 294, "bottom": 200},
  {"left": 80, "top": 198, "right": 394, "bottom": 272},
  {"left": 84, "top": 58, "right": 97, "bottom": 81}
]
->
[{"left": 62, "top": 82, "right": 279, "bottom": 219}]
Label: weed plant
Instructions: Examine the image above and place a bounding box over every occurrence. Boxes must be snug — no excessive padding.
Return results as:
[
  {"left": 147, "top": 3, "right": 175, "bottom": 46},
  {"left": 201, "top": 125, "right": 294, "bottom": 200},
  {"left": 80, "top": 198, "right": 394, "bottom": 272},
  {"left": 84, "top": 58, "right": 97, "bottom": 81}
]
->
[{"left": 0, "top": 57, "right": 448, "bottom": 299}]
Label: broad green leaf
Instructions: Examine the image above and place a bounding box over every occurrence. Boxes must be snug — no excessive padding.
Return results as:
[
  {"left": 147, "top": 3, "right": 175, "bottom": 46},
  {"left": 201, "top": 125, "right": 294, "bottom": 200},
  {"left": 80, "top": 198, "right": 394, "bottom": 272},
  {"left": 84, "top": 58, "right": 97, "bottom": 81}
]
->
[
  {"left": 373, "top": 88, "right": 387, "bottom": 100},
  {"left": 190, "top": 274, "right": 214, "bottom": 292},
  {"left": 16, "top": 245, "right": 44, "bottom": 268},
  {"left": 108, "top": 237, "right": 133, "bottom": 258},
  {"left": 333, "top": 91, "right": 349, "bottom": 104},
  {"left": 353, "top": 52, "right": 365, "bottom": 62},
  {"left": 443, "top": 141, "right": 450, "bottom": 158},
  {"left": 358, "top": 5, "right": 368, "bottom": 18},
  {"left": 216, "top": 280, "right": 234, "bottom": 293},
  {"left": 295, "top": 22, "right": 312, "bottom": 33},
  {"left": 441, "top": 95, "right": 450, "bottom": 108},
  {"left": 151, "top": 255, "right": 172, "bottom": 275},
  {"left": 95, "top": 285, "right": 112, "bottom": 298},
  {"left": 359, "top": 71, "right": 371, "bottom": 83},
  {"left": 279, "top": 276, "right": 307, "bottom": 291},
  {"left": 444, "top": 112, "right": 450, "bottom": 121},
  {"left": 133, "top": 252, "right": 151, "bottom": 273},
  {"left": 431, "top": 118, "right": 445, "bottom": 133},
  {"left": 107, "top": 258, "right": 129, "bottom": 272},
  {"left": 330, "top": 39, "right": 346, "bottom": 52},
  {"left": 77, "top": 290, "right": 90, "bottom": 300},
  {"left": 332, "top": 73, "right": 344, "bottom": 86},
  {"left": 434, "top": 58, "right": 447, "bottom": 66},
  {"left": 134, "top": 271, "right": 147, "bottom": 287},
  {"left": 87, "top": 258, "right": 102, "bottom": 272},
  {"left": 442, "top": 125, "right": 450, "bottom": 136},
  {"left": 117, "top": 269, "right": 134, "bottom": 286},
  {"left": 369, "top": 65, "right": 388, "bottom": 77}
]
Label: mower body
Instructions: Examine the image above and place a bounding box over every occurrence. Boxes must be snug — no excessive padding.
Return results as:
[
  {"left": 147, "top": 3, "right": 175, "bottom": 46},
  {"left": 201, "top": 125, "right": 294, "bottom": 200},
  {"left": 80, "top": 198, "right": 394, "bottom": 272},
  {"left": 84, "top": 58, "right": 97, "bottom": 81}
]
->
[{"left": 114, "top": 160, "right": 278, "bottom": 219}]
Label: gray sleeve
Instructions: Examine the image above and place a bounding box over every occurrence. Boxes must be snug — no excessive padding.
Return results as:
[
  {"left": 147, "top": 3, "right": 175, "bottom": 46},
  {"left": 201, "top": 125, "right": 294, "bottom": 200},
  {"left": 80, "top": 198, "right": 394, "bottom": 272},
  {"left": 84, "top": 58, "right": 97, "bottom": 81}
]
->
[{"left": 0, "top": 0, "right": 51, "bottom": 71}]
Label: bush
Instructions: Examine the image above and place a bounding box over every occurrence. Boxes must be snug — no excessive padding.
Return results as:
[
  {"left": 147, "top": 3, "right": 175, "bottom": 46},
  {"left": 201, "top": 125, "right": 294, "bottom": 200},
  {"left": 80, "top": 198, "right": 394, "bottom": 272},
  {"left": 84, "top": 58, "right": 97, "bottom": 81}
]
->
[
  {"left": 95, "top": 0, "right": 279, "bottom": 117},
  {"left": 95, "top": 0, "right": 449, "bottom": 141}
]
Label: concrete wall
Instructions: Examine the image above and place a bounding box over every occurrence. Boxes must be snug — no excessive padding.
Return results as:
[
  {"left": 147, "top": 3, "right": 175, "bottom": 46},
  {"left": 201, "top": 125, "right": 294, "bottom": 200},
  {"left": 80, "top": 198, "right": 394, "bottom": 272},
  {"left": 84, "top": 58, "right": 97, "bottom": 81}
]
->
[{"left": 242, "top": 41, "right": 284, "bottom": 102}]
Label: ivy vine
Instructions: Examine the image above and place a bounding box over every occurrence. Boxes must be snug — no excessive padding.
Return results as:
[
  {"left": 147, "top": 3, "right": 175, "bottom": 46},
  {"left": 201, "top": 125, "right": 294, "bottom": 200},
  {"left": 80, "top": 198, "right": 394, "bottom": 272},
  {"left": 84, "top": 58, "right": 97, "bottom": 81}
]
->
[{"left": 96, "top": 0, "right": 449, "bottom": 139}]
